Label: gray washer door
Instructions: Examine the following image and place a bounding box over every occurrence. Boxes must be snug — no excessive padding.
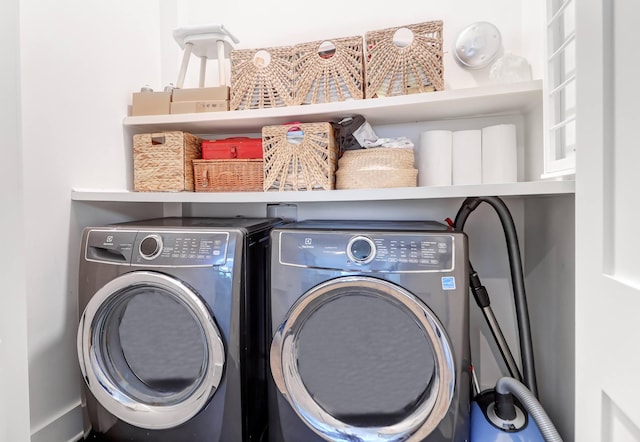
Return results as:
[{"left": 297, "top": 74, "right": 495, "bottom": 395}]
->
[
  {"left": 77, "top": 271, "right": 225, "bottom": 429},
  {"left": 270, "top": 276, "right": 455, "bottom": 442}
]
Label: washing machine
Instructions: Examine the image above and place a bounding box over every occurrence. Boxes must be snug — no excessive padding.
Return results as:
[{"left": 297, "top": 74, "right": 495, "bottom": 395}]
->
[
  {"left": 268, "top": 220, "right": 471, "bottom": 442},
  {"left": 77, "top": 217, "right": 281, "bottom": 441}
]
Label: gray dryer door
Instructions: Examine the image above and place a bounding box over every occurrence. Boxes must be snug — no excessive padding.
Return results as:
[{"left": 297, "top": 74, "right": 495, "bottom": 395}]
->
[
  {"left": 270, "top": 275, "right": 455, "bottom": 442},
  {"left": 77, "top": 271, "right": 225, "bottom": 429}
]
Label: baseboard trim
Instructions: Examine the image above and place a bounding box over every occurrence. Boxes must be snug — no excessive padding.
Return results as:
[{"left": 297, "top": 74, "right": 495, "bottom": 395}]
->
[{"left": 31, "top": 401, "right": 83, "bottom": 442}]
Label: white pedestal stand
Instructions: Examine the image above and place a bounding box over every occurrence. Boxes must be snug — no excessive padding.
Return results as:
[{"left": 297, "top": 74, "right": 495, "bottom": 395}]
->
[{"left": 172, "top": 24, "right": 239, "bottom": 88}]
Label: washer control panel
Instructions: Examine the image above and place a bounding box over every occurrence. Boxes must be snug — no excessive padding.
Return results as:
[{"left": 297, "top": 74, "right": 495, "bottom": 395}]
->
[
  {"left": 132, "top": 231, "right": 229, "bottom": 266},
  {"left": 86, "top": 229, "right": 229, "bottom": 267},
  {"left": 279, "top": 231, "right": 454, "bottom": 272}
]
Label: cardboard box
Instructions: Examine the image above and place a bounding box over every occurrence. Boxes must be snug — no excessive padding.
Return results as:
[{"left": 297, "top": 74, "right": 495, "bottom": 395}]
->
[
  {"left": 170, "top": 100, "right": 229, "bottom": 114},
  {"left": 131, "top": 91, "right": 171, "bottom": 116},
  {"left": 202, "top": 137, "right": 263, "bottom": 159},
  {"left": 172, "top": 86, "right": 230, "bottom": 102}
]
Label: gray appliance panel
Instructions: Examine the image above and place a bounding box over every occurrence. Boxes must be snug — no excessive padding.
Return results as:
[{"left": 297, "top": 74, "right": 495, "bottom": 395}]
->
[
  {"left": 86, "top": 230, "right": 137, "bottom": 263},
  {"left": 131, "top": 231, "right": 229, "bottom": 267},
  {"left": 278, "top": 231, "right": 454, "bottom": 272},
  {"left": 85, "top": 230, "right": 230, "bottom": 267},
  {"left": 279, "top": 219, "right": 452, "bottom": 232}
]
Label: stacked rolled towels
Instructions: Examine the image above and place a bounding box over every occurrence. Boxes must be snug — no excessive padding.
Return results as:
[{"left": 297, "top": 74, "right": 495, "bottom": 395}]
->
[{"left": 415, "top": 124, "right": 517, "bottom": 186}]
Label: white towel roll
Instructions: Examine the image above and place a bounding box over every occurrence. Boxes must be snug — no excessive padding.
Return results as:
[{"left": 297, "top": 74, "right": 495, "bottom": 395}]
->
[
  {"left": 416, "top": 130, "right": 452, "bottom": 186},
  {"left": 482, "top": 124, "right": 517, "bottom": 184},
  {"left": 452, "top": 130, "right": 482, "bottom": 185}
]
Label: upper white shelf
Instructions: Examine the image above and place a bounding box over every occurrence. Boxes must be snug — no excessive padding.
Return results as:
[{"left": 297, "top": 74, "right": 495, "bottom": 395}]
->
[
  {"left": 84, "top": 79, "right": 567, "bottom": 204},
  {"left": 71, "top": 180, "right": 574, "bottom": 204},
  {"left": 123, "top": 80, "right": 542, "bottom": 134}
]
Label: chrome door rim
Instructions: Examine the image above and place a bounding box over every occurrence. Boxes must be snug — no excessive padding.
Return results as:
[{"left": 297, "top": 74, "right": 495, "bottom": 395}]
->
[
  {"left": 270, "top": 276, "right": 455, "bottom": 442},
  {"left": 77, "top": 271, "right": 225, "bottom": 429}
]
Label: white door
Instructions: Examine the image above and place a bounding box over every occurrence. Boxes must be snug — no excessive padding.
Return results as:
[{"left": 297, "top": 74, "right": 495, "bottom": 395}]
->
[{"left": 575, "top": 0, "right": 640, "bottom": 440}]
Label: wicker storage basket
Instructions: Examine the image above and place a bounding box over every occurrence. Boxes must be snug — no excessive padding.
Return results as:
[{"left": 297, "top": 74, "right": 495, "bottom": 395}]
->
[
  {"left": 133, "top": 131, "right": 201, "bottom": 192},
  {"left": 230, "top": 46, "right": 294, "bottom": 110},
  {"left": 336, "top": 169, "right": 418, "bottom": 189},
  {"left": 292, "top": 36, "right": 364, "bottom": 105},
  {"left": 193, "top": 159, "right": 264, "bottom": 192},
  {"left": 336, "top": 147, "right": 418, "bottom": 189},
  {"left": 262, "top": 122, "right": 338, "bottom": 191},
  {"left": 365, "top": 21, "right": 444, "bottom": 98},
  {"left": 337, "top": 147, "right": 416, "bottom": 170}
]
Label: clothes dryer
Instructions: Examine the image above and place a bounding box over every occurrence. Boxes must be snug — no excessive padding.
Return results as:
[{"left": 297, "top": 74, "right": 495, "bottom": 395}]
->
[
  {"left": 268, "top": 220, "right": 471, "bottom": 442},
  {"left": 77, "top": 217, "right": 280, "bottom": 441}
]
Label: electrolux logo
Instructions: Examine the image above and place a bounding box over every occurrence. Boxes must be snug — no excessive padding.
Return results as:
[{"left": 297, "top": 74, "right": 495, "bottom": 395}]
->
[{"left": 102, "top": 235, "right": 115, "bottom": 247}]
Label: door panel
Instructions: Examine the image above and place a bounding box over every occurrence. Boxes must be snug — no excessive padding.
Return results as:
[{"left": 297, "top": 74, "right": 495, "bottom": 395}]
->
[
  {"left": 575, "top": 0, "right": 640, "bottom": 439},
  {"left": 270, "top": 276, "right": 455, "bottom": 441},
  {"left": 608, "top": 0, "right": 640, "bottom": 285},
  {"left": 77, "top": 271, "right": 225, "bottom": 429},
  {"left": 602, "top": 393, "right": 640, "bottom": 442}
]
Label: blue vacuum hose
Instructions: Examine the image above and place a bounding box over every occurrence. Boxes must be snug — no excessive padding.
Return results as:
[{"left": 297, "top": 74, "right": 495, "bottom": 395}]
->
[{"left": 495, "top": 377, "right": 563, "bottom": 442}]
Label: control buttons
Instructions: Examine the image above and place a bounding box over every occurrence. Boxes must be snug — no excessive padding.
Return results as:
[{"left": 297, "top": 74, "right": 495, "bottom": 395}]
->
[
  {"left": 347, "top": 236, "right": 376, "bottom": 264},
  {"left": 139, "top": 234, "right": 163, "bottom": 260}
]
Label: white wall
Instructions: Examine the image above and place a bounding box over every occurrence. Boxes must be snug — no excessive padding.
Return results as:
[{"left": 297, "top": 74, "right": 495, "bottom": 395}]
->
[
  {"left": 19, "top": 1, "right": 164, "bottom": 440},
  {"left": 0, "top": 0, "right": 32, "bottom": 441},
  {"left": 15, "top": 0, "right": 546, "bottom": 439},
  {"left": 160, "top": 0, "right": 542, "bottom": 91},
  {"left": 525, "top": 195, "right": 575, "bottom": 441}
]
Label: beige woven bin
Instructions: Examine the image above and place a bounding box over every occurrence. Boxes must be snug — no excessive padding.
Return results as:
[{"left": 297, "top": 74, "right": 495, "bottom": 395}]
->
[
  {"left": 365, "top": 21, "right": 444, "bottom": 98},
  {"left": 336, "top": 148, "right": 418, "bottom": 189},
  {"left": 292, "top": 36, "right": 364, "bottom": 105},
  {"left": 230, "top": 46, "right": 294, "bottom": 110},
  {"left": 133, "top": 131, "right": 201, "bottom": 192},
  {"left": 193, "top": 159, "right": 264, "bottom": 192},
  {"left": 336, "top": 169, "right": 418, "bottom": 189},
  {"left": 337, "top": 147, "right": 416, "bottom": 170},
  {"left": 262, "top": 122, "right": 338, "bottom": 191}
]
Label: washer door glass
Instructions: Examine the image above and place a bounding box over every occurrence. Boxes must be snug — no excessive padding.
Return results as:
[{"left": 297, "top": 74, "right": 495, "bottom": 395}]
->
[
  {"left": 270, "top": 276, "right": 455, "bottom": 442},
  {"left": 77, "top": 271, "right": 225, "bottom": 430}
]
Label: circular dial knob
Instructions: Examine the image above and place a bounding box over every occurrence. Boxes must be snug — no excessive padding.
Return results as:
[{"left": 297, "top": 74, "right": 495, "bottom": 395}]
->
[
  {"left": 347, "top": 236, "right": 376, "bottom": 264},
  {"left": 139, "top": 234, "right": 163, "bottom": 260}
]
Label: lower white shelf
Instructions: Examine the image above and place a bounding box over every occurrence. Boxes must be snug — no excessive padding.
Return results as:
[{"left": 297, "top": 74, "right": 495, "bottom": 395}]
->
[{"left": 72, "top": 180, "right": 575, "bottom": 204}]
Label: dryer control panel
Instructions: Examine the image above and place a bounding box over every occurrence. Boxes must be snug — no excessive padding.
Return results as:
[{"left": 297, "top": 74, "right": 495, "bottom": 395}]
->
[
  {"left": 278, "top": 231, "right": 455, "bottom": 272},
  {"left": 85, "top": 229, "right": 229, "bottom": 267}
]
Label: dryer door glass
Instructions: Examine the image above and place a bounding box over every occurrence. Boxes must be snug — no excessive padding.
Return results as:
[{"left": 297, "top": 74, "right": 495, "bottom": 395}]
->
[
  {"left": 102, "top": 287, "right": 205, "bottom": 403},
  {"left": 78, "top": 271, "right": 225, "bottom": 429},
  {"left": 270, "top": 276, "right": 455, "bottom": 441},
  {"left": 296, "top": 293, "right": 434, "bottom": 425}
]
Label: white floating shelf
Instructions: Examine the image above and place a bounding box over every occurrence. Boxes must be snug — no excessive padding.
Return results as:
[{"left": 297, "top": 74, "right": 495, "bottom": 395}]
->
[
  {"left": 79, "top": 80, "right": 563, "bottom": 206},
  {"left": 123, "top": 80, "right": 542, "bottom": 134},
  {"left": 72, "top": 180, "right": 574, "bottom": 204}
]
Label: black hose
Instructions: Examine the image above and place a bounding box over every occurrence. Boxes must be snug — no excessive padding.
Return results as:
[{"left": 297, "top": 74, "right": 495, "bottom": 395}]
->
[{"left": 454, "top": 196, "right": 538, "bottom": 397}]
